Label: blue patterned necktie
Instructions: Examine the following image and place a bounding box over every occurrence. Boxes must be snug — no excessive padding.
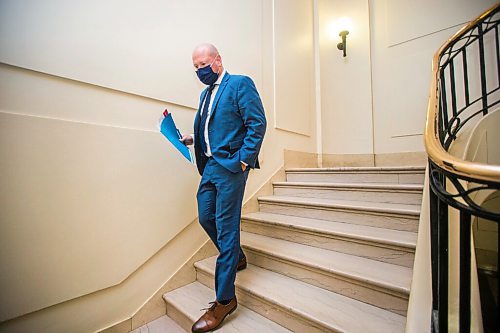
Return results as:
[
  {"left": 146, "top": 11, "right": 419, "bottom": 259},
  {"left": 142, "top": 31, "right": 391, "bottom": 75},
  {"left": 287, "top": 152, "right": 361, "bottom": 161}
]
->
[{"left": 199, "top": 84, "right": 215, "bottom": 155}]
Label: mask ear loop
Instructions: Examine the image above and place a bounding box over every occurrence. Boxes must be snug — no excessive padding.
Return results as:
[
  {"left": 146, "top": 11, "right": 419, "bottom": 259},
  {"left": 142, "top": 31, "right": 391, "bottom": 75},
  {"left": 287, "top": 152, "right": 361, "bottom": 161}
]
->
[{"left": 213, "top": 53, "right": 222, "bottom": 76}]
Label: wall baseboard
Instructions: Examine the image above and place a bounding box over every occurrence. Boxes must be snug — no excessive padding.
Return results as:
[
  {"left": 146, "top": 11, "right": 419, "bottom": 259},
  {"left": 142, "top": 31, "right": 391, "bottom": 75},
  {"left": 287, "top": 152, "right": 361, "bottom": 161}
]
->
[
  {"left": 374, "top": 152, "right": 427, "bottom": 167},
  {"left": 321, "top": 153, "right": 375, "bottom": 167},
  {"left": 284, "top": 150, "right": 427, "bottom": 168},
  {"left": 99, "top": 239, "right": 218, "bottom": 333},
  {"left": 284, "top": 150, "right": 319, "bottom": 168}
]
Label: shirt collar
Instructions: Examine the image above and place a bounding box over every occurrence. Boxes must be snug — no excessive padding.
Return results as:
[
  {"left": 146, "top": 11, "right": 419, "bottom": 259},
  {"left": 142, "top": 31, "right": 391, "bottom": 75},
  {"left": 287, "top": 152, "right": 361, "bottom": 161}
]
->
[{"left": 214, "top": 69, "right": 226, "bottom": 85}]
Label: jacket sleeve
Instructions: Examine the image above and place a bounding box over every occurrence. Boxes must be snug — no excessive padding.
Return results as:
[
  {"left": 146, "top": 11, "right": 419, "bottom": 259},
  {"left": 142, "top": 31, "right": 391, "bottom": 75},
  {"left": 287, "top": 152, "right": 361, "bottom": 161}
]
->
[{"left": 237, "top": 76, "right": 267, "bottom": 168}]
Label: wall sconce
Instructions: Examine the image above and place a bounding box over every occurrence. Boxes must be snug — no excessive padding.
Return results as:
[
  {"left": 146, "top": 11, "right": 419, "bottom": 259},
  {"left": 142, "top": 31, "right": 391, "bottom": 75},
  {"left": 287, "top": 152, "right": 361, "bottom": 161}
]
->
[
  {"left": 337, "top": 30, "right": 349, "bottom": 57},
  {"left": 329, "top": 17, "right": 352, "bottom": 58}
]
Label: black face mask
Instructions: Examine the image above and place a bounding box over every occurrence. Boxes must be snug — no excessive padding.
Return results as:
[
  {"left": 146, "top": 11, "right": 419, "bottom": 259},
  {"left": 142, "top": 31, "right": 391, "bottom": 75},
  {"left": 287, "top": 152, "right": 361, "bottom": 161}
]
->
[{"left": 196, "top": 61, "right": 219, "bottom": 85}]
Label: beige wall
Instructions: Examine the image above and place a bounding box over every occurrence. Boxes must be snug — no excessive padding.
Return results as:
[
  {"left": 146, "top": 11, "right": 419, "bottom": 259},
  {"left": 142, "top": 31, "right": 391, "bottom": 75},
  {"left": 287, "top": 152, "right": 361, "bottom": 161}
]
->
[
  {"left": 274, "top": 0, "right": 315, "bottom": 136},
  {"left": 369, "top": 0, "right": 497, "bottom": 154},
  {"left": 317, "top": 0, "right": 496, "bottom": 156},
  {"left": 0, "top": 1, "right": 317, "bottom": 332},
  {"left": 0, "top": 0, "right": 263, "bottom": 109},
  {"left": 318, "top": 0, "right": 374, "bottom": 155}
]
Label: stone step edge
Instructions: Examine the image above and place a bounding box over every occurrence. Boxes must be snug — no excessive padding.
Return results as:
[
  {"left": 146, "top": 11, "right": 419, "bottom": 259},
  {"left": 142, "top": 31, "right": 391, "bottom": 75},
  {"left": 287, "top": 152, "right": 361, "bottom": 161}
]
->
[
  {"left": 241, "top": 241, "right": 410, "bottom": 297},
  {"left": 130, "top": 315, "right": 186, "bottom": 333},
  {"left": 258, "top": 196, "right": 421, "bottom": 217},
  {"left": 241, "top": 213, "right": 416, "bottom": 250},
  {"left": 193, "top": 263, "right": 332, "bottom": 332},
  {"left": 286, "top": 166, "right": 426, "bottom": 173},
  {"left": 162, "top": 282, "right": 291, "bottom": 332},
  {"left": 194, "top": 259, "right": 406, "bottom": 333},
  {"left": 273, "top": 181, "right": 424, "bottom": 192}
]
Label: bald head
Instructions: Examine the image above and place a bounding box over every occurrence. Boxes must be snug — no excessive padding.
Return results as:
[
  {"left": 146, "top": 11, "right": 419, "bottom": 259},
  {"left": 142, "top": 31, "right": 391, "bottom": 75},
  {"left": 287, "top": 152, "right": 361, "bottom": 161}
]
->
[
  {"left": 192, "top": 43, "right": 223, "bottom": 74},
  {"left": 193, "top": 43, "right": 219, "bottom": 58}
]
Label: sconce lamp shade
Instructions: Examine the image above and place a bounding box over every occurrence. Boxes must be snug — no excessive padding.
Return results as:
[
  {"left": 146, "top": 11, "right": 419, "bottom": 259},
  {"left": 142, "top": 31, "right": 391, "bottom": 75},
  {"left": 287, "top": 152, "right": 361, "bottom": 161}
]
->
[{"left": 337, "top": 30, "right": 349, "bottom": 57}]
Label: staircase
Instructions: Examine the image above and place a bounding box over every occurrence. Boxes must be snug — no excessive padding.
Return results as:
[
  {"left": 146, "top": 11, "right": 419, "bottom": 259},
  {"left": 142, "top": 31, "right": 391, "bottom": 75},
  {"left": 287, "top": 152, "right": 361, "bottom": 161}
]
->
[{"left": 132, "top": 166, "right": 425, "bottom": 333}]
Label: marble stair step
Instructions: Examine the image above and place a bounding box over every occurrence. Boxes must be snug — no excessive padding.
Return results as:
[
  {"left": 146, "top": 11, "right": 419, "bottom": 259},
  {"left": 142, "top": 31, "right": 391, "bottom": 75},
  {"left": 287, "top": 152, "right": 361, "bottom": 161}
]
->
[
  {"left": 258, "top": 195, "right": 420, "bottom": 232},
  {"left": 163, "top": 281, "right": 291, "bottom": 333},
  {"left": 240, "top": 231, "right": 411, "bottom": 315},
  {"left": 241, "top": 211, "right": 416, "bottom": 267},
  {"left": 130, "top": 315, "right": 186, "bottom": 333},
  {"left": 273, "top": 181, "right": 423, "bottom": 205},
  {"left": 286, "top": 166, "right": 425, "bottom": 184},
  {"left": 194, "top": 257, "right": 406, "bottom": 333}
]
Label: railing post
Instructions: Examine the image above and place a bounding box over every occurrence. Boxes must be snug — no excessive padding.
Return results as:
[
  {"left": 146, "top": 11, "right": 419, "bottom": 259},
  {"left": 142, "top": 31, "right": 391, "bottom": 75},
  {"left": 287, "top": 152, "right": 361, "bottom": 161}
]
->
[
  {"left": 459, "top": 210, "right": 472, "bottom": 332},
  {"left": 430, "top": 164, "right": 449, "bottom": 333},
  {"left": 430, "top": 183, "right": 439, "bottom": 332},
  {"left": 477, "top": 24, "right": 488, "bottom": 115}
]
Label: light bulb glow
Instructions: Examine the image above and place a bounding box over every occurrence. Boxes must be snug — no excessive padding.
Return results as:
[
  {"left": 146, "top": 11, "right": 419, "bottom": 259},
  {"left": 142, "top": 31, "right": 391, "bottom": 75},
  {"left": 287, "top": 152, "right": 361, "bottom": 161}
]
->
[{"left": 328, "top": 17, "right": 353, "bottom": 39}]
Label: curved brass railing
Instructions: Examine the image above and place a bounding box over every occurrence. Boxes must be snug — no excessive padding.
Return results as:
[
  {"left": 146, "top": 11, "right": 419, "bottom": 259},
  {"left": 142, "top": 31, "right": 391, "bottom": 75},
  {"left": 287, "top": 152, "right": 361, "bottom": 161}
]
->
[
  {"left": 425, "top": 4, "right": 500, "bottom": 333},
  {"left": 425, "top": 3, "right": 500, "bottom": 183}
]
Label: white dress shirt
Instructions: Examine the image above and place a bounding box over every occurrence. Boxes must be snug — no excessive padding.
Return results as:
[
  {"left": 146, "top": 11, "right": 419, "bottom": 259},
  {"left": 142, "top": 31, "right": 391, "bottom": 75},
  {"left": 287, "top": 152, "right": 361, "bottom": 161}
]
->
[{"left": 200, "top": 69, "right": 226, "bottom": 157}]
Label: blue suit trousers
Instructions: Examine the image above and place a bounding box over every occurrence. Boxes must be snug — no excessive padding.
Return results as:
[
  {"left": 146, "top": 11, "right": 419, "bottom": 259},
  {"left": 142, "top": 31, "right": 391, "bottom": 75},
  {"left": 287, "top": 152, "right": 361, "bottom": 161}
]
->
[{"left": 196, "top": 157, "right": 248, "bottom": 301}]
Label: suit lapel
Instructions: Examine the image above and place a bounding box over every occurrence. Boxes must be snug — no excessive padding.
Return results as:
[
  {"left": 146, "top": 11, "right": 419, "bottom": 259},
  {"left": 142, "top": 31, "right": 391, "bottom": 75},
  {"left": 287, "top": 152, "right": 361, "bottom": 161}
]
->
[
  {"left": 194, "top": 88, "right": 209, "bottom": 132},
  {"left": 209, "top": 72, "right": 230, "bottom": 121}
]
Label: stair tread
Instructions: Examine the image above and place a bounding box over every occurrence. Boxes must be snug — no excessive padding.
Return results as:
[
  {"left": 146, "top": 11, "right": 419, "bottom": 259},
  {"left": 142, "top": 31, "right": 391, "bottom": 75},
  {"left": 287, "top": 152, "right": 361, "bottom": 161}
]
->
[
  {"left": 273, "top": 181, "right": 423, "bottom": 191},
  {"left": 286, "top": 166, "right": 425, "bottom": 172},
  {"left": 241, "top": 231, "right": 412, "bottom": 294},
  {"left": 195, "top": 257, "right": 406, "bottom": 333},
  {"left": 258, "top": 195, "right": 421, "bottom": 215},
  {"left": 163, "top": 281, "right": 291, "bottom": 332},
  {"left": 130, "top": 315, "right": 186, "bottom": 333},
  {"left": 242, "top": 211, "right": 417, "bottom": 248}
]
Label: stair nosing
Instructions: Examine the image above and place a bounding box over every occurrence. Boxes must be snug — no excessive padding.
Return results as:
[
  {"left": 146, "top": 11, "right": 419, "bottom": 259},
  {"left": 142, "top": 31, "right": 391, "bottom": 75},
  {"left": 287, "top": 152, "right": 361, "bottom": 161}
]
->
[
  {"left": 258, "top": 195, "right": 421, "bottom": 216},
  {"left": 242, "top": 212, "right": 417, "bottom": 249},
  {"left": 286, "top": 166, "right": 425, "bottom": 173},
  {"left": 163, "top": 281, "right": 292, "bottom": 332},
  {"left": 273, "top": 181, "right": 424, "bottom": 192},
  {"left": 241, "top": 232, "right": 411, "bottom": 295},
  {"left": 131, "top": 315, "right": 186, "bottom": 333}
]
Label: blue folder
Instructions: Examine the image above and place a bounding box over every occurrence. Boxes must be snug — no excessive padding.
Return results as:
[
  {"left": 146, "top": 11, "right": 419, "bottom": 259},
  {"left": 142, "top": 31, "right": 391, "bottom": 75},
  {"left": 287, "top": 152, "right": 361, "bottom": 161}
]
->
[{"left": 160, "top": 112, "right": 194, "bottom": 164}]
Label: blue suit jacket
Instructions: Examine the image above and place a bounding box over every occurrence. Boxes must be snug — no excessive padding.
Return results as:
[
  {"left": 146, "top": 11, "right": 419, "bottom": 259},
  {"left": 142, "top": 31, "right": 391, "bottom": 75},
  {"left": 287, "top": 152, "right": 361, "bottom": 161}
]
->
[{"left": 194, "top": 72, "right": 266, "bottom": 176}]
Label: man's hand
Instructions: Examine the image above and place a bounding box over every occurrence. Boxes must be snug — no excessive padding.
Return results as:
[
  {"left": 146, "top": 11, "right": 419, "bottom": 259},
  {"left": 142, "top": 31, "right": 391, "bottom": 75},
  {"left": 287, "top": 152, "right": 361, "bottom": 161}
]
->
[
  {"left": 180, "top": 134, "right": 194, "bottom": 146},
  {"left": 241, "top": 162, "right": 247, "bottom": 172}
]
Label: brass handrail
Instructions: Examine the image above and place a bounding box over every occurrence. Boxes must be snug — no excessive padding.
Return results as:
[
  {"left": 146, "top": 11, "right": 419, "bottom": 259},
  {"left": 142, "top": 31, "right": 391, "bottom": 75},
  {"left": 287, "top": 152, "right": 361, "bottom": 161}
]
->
[{"left": 424, "top": 3, "right": 500, "bottom": 183}]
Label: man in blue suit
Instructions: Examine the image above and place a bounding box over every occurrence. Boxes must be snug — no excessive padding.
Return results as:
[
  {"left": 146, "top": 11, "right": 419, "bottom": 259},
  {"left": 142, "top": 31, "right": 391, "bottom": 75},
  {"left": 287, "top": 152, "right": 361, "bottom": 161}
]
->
[{"left": 180, "top": 43, "right": 266, "bottom": 332}]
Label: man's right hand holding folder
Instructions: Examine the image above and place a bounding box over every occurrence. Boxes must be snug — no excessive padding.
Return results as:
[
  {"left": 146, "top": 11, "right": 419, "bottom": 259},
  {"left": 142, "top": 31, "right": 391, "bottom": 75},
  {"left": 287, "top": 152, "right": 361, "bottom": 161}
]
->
[{"left": 179, "top": 134, "right": 193, "bottom": 146}]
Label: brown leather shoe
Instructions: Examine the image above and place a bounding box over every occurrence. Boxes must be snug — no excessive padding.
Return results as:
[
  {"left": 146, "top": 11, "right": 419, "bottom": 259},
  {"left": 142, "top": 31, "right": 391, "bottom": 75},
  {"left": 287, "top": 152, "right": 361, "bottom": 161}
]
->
[
  {"left": 237, "top": 256, "right": 247, "bottom": 271},
  {"left": 191, "top": 297, "right": 237, "bottom": 333}
]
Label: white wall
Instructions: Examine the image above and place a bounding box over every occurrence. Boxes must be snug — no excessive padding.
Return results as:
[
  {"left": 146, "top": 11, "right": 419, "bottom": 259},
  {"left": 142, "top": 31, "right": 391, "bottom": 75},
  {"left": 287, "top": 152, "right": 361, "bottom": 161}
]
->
[
  {"left": 317, "top": 0, "right": 496, "bottom": 156},
  {"left": 369, "top": 0, "right": 498, "bottom": 154},
  {"left": 318, "top": 0, "right": 373, "bottom": 155},
  {"left": 274, "top": 0, "right": 315, "bottom": 136},
  {"left": 0, "top": 0, "right": 317, "bottom": 332},
  {"left": 0, "top": 0, "right": 263, "bottom": 109}
]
